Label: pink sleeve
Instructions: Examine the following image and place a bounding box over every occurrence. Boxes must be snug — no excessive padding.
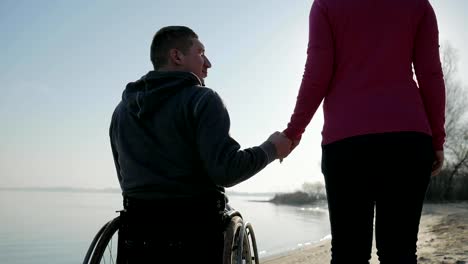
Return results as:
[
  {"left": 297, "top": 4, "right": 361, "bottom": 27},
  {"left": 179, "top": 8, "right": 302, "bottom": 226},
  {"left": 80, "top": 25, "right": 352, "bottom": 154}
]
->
[
  {"left": 413, "top": 0, "right": 446, "bottom": 150},
  {"left": 283, "top": 0, "right": 334, "bottom": 140}
]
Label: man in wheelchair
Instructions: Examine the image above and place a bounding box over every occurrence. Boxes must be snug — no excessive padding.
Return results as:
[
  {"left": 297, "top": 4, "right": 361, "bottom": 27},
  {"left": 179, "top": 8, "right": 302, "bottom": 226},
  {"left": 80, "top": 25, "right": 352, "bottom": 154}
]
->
[{"left": 109, "top": 25, "right": 292, "bottom": 263}]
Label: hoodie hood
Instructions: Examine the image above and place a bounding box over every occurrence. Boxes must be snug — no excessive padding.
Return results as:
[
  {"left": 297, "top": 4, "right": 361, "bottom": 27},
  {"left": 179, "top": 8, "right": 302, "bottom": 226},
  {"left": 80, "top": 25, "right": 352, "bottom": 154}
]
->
[{"left": 123, "top": 71, "right": 203, "bottom": 118}]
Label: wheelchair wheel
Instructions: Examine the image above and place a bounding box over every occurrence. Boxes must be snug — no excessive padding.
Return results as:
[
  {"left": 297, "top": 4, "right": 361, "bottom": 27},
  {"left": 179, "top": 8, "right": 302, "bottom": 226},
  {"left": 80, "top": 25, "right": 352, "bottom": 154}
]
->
[
  {"left": 244, "top": 222, "right": 260, "bottom": 264},
  {"left": 223, "top": 215, "right": 259, "bottom": 264},
  {"left": 83, "top": 216, "right": 120, "bottom": 264}
]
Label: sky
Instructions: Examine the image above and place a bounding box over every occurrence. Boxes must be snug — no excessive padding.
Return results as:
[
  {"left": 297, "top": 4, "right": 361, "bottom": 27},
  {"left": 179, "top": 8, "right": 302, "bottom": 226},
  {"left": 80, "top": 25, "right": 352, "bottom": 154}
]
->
[{"left": 1, "top": 0, "right": 467, "bottom": 193}]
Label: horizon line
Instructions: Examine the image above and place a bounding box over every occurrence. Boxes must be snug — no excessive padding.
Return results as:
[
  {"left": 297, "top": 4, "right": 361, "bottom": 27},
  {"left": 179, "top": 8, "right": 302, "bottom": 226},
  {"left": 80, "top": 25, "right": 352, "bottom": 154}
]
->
[{"left": 0, "top": 186, "right": 281, "bottom": 195}]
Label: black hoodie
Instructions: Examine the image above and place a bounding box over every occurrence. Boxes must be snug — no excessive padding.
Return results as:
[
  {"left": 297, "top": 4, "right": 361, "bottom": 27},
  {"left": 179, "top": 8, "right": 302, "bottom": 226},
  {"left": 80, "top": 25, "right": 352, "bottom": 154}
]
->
[{"left": 110, "top": 71, "right": 277, "bottom": 200}]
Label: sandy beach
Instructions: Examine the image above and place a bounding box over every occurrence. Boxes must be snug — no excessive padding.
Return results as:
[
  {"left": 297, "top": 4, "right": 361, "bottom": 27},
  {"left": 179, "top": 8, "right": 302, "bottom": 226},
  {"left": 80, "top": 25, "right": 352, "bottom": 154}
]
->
[{"left": 262, "top": 202, "right": 468, "bottom": 264}]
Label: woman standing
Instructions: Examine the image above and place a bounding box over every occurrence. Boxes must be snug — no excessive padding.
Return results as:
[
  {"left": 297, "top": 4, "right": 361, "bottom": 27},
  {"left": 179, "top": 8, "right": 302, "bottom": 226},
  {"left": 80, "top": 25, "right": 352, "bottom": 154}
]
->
[{"left": 283, "top": 0, "right": 445, "bottom": 263}]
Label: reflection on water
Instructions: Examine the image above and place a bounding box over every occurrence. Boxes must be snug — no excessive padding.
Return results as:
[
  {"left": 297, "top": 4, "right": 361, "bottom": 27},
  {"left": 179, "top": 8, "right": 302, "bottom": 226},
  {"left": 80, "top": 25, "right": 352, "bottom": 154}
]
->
[
  {"left": 227, "top": 195, "right": 330, "bottom": 257},
  {"left": 0, "top": 190, "right": 330, "bottom": 263}
]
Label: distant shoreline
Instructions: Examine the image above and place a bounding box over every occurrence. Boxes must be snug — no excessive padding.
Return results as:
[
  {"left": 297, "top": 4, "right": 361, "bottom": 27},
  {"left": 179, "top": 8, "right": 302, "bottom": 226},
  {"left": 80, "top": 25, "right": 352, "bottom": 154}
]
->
[
  {"left": 0, "top": 186, "right": 121, "bottom": 193},
  {"left": 0, "top": 187, "right": 277, "bottom": 197}
]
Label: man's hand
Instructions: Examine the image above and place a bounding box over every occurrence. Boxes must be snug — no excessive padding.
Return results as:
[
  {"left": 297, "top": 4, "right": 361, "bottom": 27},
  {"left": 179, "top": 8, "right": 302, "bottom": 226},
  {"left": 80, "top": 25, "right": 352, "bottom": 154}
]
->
[
  {"left": 267, "top": 132, "right": 292, "bottom": 161},
  {"left": 431, "top": 150, "right": 444, "bottom": 177}
]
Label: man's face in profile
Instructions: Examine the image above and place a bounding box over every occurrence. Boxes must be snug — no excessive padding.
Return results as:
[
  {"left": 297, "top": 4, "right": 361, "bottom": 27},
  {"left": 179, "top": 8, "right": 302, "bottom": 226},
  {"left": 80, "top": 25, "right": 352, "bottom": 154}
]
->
[{"left": 179, "top": 38, "right": 212, "bottom": 81}]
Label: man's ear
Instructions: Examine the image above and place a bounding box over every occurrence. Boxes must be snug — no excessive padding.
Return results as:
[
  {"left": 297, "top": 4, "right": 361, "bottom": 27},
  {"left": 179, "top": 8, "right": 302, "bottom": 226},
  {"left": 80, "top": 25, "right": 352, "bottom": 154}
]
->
[{"left": 169, "top": 49, "right": 184, "bottom": 66}]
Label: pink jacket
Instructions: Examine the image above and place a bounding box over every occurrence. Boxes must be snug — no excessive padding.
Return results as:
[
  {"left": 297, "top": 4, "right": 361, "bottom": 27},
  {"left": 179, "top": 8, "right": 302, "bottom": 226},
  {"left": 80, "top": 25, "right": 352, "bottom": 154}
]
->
[{"left": 284, "top": 0, "right": 446, "bottom": 150}]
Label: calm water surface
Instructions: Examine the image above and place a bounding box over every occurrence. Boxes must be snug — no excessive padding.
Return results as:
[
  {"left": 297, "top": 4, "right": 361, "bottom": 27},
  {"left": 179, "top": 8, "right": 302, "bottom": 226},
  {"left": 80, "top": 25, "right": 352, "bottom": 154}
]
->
[{"left": 0, "top": 190, "right": 330, "bottom": 264}]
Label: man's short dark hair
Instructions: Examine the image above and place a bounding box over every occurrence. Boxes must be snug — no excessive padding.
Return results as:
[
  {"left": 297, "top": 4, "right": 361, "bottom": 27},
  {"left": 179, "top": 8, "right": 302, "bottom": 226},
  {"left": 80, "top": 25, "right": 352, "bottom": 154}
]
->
[{"left": 150, "top": 26, "right": 198, "bottom": 70}]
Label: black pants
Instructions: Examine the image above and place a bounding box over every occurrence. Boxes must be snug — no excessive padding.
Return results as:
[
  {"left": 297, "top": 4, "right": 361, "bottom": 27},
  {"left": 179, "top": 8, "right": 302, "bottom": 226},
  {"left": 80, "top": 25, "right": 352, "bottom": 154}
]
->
[
  {"left": 118, "top": 195, "right": 225, "bottom": 263},
  {"left": 321, "top": 132, "right": 433, "bottom": 264}
]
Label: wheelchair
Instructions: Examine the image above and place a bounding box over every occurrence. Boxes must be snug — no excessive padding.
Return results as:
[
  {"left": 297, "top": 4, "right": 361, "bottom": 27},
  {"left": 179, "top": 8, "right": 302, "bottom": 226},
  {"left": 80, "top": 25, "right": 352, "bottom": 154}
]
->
[{"left": 82, "top": 207, "right": 259, "bottom": 264}]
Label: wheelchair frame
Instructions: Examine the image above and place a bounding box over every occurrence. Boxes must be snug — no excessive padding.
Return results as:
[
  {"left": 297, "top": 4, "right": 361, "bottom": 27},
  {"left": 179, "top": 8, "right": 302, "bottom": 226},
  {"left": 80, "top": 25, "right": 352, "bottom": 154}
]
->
[{"left": 82, "top": 209, "right": 259, "bottom": 264}]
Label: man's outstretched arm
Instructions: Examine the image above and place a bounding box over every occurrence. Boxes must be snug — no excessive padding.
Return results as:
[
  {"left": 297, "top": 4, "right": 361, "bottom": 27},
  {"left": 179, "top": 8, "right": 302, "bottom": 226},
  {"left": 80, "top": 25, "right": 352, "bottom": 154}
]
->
[{"left": 194, "top": 89, "right": 291, "bottom": 187}]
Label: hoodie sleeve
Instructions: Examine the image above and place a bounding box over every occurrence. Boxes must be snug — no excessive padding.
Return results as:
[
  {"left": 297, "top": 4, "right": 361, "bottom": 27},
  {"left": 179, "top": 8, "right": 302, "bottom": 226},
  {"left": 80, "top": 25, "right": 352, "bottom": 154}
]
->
[{"left": 193, "top": 89, "right": 277, "bottom": 187}]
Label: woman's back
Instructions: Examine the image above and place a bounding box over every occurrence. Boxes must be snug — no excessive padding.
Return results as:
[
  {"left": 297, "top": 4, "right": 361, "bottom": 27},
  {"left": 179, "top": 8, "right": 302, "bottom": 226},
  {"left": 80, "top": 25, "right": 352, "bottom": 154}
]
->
[{"left": 285, "top": 0, "right": 445, "bottom": 150}]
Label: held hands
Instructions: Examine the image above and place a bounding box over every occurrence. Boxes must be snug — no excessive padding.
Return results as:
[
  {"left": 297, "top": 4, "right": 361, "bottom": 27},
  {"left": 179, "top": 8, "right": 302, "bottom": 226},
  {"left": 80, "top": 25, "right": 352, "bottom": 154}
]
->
[
  {"left": 284, "top": 137, "right": 301, "bottom": 163},
  {"left": 290, "top": 138, "right": 301, "bottom": 152},
  {"left": 267, "top": 132, "right": 300, "bottom": 162},
  {"left": 267, "top": 132, "right": 292, "bottom": 161}
]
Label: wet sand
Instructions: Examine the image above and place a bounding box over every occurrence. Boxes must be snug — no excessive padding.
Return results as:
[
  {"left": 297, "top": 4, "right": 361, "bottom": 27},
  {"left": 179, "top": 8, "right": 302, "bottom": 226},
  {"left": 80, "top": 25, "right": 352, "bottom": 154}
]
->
[{"left": 262, "top": 202, "right": 468, "bottom": 264}]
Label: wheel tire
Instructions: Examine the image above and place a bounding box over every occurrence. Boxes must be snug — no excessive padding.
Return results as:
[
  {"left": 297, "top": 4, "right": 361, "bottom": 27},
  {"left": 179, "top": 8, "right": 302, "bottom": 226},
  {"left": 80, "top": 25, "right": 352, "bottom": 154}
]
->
[
  {"left": 89, "top": 216, "right": 121, "bottom": 264},
  {"left": 245, "top": 222, "right": 259, "bottom": 264},
  {"left": 82, "top": 220, "right": 111, "bottom": 264},
  {"left": 222, "top": 216, "right": 244, "bottom": 264}
]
